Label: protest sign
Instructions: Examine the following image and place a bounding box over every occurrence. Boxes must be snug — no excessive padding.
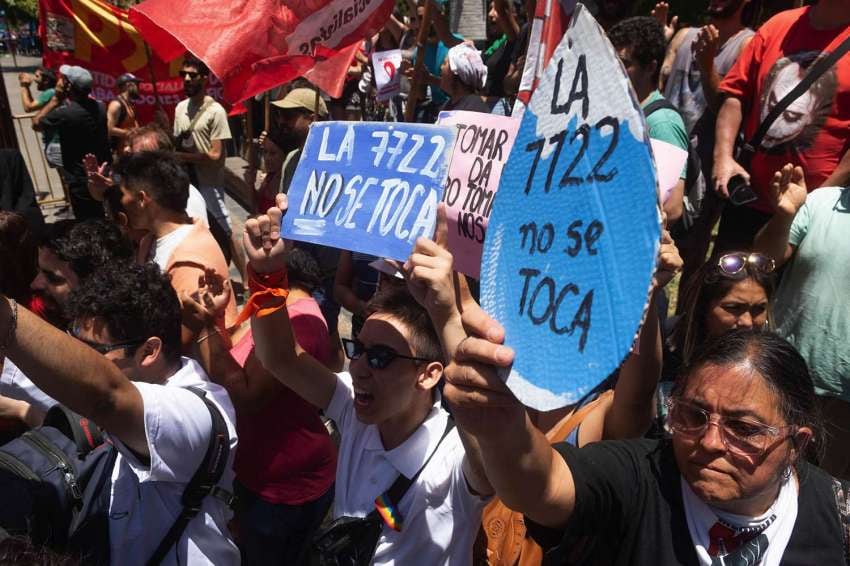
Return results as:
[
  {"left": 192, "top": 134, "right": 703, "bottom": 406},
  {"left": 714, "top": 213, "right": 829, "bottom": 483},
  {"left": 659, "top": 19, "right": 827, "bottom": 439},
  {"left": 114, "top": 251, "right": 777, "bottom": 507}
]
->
[
  {"left": 480, "top": 5, "right": 661, "bottom": 410},
  {"left": 372, "top": 49, "right": 403, "bottom": 101},
  {"left": 437, "top": 111, "right": 519, "bottom": 278},
  {"left": 650, "top": 139, "right": 689, "bottom": 204},
  {"left": 281, "top": 122, "right": 457, "bottom": 261}
]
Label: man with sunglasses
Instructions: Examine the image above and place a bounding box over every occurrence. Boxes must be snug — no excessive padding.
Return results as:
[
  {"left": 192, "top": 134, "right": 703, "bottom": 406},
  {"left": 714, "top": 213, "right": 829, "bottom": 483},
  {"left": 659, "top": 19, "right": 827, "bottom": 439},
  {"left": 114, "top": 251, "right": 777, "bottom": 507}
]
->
[
  {"left": 247, "top": 196, "right": 490, "bottom": 564},
  {"left": 172, "top": 56, "right": 246, "bottom": 282},
  {"left": 754, "top": 163, "right": 850, "bottom": 479},
  {"left": 1, "top": 262, "right": 239, "bottom": 565}
]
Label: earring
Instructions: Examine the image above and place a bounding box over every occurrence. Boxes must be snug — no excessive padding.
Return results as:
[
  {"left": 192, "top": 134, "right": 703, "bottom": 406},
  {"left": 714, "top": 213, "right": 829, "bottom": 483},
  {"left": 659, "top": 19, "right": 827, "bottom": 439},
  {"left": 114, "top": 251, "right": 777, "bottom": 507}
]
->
[{"left": 782, "top": 466, "right": 792, "bottom": 481}]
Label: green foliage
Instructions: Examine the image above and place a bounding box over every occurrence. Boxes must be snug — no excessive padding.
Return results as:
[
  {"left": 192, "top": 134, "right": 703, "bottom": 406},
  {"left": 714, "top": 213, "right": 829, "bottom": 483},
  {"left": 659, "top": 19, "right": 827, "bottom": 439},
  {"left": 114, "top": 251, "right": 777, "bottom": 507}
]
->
[{"left": 3, "top": 0, "right": 38, "bottom": 24}]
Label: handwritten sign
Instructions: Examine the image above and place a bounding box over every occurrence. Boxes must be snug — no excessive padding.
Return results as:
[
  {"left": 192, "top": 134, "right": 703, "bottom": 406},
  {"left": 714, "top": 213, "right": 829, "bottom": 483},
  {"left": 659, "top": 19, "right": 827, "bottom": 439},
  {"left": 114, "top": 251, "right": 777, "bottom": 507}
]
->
[
  {"left": 650, "top": 139, "right": 688, "bottom": 204},
  {"left": 373, "top": 50, "right": 403, "bottom": 101},
  {"left": 480, "top": 5, "right": 661, "bottom": 410},
  {"left": 281, "top": 122, "right": 457, "bottom": 261},
  {"left": 437, "top": 111, "right": 520, "bottom": 278}
]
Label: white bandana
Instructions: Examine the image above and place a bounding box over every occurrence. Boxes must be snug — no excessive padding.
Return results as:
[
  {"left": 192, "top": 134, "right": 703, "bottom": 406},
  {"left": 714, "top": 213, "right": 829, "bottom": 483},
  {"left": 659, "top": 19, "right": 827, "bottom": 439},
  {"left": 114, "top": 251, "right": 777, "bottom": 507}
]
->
[{"left": 447, "top": 43, "right": 488, "bottom": 90}]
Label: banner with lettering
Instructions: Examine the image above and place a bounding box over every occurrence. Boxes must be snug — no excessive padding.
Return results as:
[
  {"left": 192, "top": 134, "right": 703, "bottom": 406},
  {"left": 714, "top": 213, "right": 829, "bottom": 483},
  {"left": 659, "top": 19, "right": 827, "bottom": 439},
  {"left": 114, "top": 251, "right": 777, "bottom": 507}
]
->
[
  {"left": 437, "top": 111, "right": 519, "bottom": 278},
  {"left": 38, "top": 0, "right": 202, "bottom": 122},
  {"left": 130, "top": 0, "right": 392, "bottom": 101},
  {"left": 281, "top": 122, "right": 457, "bottom": 260},
  {"left": 481, "top": 5, "right": 661, "bottom": 410}
]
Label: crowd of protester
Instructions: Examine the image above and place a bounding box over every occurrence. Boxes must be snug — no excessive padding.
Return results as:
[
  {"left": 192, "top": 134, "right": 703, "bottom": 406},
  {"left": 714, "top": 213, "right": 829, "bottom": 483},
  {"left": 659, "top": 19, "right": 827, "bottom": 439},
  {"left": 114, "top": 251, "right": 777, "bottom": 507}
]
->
[{"left": 0, "top": 0, "right": 848, "bottom": 564}]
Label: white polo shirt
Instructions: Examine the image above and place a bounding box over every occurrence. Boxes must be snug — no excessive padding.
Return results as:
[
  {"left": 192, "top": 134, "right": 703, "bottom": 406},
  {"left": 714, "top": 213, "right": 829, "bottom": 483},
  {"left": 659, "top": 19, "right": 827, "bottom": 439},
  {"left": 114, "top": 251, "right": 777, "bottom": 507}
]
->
[
  {"left": 326, "top": 372, "right": 488, "bottom": 565},
  {"left": 0, "top": 358, "right": 56, "bottom": 413},
  {"left": 107, "top": 358, "right": 240, "bottom": 565}
]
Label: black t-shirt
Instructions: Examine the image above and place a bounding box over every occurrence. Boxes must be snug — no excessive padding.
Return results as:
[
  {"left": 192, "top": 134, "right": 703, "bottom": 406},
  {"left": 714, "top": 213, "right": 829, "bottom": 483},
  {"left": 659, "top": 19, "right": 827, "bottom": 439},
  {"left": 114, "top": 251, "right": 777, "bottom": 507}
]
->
[
  {"left": 483, "top": 35, "right": 516, "bottom": 98},
  {"left": 40, "top": 98, "right": 109, "bottom": 185},
  {"left": 527, "top": 439, "right": 847, "bottom": 565}
]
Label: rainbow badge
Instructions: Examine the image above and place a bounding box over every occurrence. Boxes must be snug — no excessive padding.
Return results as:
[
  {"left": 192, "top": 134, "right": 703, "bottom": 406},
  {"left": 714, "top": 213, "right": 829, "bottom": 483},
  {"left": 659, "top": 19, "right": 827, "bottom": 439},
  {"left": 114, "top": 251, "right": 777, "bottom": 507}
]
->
[{"left": 374, "top": 494, "right": 404, "bottom": 532}]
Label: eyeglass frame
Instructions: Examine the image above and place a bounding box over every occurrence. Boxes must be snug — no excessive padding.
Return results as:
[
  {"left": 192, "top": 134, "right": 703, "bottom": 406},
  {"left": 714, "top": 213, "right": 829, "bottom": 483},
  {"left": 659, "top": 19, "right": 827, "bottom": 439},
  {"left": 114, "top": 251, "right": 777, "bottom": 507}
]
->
[
  {"left": 665, "top": 397, "right": 796, "bottom": 457},
  {"left": 341, "top": 338, "right": 431, "bottom": 370},
  {"left": 66, "top": 327, "right": 147, "bottom": 356},
  {"left": 716, "top": 252, "right": 776, "bottom": 280}
]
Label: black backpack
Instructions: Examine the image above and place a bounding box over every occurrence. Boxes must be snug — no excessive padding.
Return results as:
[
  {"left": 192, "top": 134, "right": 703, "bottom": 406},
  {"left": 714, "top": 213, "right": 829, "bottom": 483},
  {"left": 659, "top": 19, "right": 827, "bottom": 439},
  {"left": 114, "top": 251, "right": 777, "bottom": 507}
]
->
[
  {"left": 0, "top": 387, "right": 231, "bottom": 565},
  {"left": 644, "top": 98, "right": 706, "bottom": 231}
]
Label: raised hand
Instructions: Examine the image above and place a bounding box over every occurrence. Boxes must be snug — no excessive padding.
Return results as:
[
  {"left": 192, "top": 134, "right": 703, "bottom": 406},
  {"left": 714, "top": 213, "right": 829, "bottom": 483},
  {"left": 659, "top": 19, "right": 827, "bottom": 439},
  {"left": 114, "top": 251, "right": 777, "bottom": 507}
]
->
[
  {"left": 181, "top": 268, "right": 232, "bottom": 332},
  {"left": 404, "top": 205, "right": 458, "bottom": 320},
  {"left": 770, "top": 163, "right": 807, "bottom": 218},
  {"left": 653, "top": 228, "right": 683, "bottom": 289},
  {"left": 651, "top": 2, "right": 678, "bottom": 43},
  {"left": 84, "top": 154, "right": 113, "bottom": 200},
  {"left": 694, "top": 25, "right": 720, "bottom": 74},
  {"left": 243, "top": 193, "right": 289, "bottom": 274}
]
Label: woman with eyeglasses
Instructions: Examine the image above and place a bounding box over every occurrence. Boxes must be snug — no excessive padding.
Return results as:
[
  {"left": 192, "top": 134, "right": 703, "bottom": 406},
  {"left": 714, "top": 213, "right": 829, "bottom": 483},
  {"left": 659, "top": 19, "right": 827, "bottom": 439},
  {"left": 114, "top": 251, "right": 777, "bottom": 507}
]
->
[{"left": 445, "top": 328, "right": 849, "bottom": 565}]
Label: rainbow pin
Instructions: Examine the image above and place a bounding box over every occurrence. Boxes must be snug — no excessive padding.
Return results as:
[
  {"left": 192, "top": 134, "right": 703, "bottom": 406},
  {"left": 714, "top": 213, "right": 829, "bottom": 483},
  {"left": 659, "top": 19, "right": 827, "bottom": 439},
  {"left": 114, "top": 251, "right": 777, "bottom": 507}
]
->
[{"left": 374, "top": 494, "right": 404, "bottom": 532}]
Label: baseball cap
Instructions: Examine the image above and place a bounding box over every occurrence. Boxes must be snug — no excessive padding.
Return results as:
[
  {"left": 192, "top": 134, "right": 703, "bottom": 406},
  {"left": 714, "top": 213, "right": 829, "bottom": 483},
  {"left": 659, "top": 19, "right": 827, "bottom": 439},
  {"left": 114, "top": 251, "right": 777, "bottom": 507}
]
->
[
  {"left": 59, "top": 64, "right": 93, "bottom": 91},
  {"left": 117, "top": 72, "right": 142, "bottom": 87},
  {"left": 271, "top": 88, "right": 328, "bottom": 118}
]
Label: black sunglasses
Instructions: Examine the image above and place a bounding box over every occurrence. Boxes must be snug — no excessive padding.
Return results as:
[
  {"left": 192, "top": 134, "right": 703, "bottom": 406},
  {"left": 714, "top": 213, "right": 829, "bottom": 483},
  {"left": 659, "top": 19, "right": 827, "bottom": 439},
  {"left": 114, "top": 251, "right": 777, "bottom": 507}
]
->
[
  {"left": 67, "top": 328, "right": 146, "bottom": 355},
  {"left": 182, "top": 70, "right": 202, "bottom": 79},
  {"left": 342, "top": 338, "right": 430, "bottom": 370}
]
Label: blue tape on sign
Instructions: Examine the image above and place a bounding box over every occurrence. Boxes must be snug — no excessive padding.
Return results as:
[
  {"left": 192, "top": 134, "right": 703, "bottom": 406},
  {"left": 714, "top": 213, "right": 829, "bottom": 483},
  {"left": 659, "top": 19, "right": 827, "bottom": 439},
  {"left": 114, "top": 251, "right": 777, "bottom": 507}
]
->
[
  {"left": 480, "top": 5, "right": 661, "bottom": 410},
  {"left": 281, "top": 121, "right": 457, "bottom": 261}
]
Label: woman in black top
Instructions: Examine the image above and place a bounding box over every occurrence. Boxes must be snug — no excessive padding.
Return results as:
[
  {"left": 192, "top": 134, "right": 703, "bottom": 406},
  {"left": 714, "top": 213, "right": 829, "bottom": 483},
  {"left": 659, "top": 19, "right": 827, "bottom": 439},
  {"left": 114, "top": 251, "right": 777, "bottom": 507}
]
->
[{"left": 445, "top": 329, "right": 847, "bottom": 565}]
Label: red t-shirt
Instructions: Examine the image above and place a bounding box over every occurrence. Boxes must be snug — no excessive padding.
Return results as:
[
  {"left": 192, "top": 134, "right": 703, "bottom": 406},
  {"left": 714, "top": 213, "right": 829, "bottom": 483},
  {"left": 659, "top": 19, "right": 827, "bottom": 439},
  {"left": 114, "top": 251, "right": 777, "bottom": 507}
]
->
[
  {"left": 720, "top": 7, "right": 850, "bottom": 212},
  {"left": 230, "top": 298, "right": 337, "bottom": 505}
]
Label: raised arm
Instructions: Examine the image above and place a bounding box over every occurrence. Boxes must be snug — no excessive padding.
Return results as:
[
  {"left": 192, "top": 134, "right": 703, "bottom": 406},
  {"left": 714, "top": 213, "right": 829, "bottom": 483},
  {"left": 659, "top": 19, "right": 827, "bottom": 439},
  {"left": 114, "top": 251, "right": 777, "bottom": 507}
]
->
[
  {"left": 247, "top": 195, "right": 338, "bottom": 410},
  {"left": 753, "top": 164, "right": 807, "bottom": 267},
  {"left": 0, "top": 298, "right": 148, "bottom": 456}
]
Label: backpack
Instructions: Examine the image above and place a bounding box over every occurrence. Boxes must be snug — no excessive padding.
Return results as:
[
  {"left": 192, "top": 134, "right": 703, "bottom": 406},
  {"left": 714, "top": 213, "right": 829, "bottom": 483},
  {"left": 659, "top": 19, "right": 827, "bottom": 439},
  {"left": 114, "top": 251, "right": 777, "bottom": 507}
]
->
[
  {"left": 0, "top": 387, "right": 231, "bottom": 566},
  {"left": 644, "top": 98, "right": 706, "bottom": 232}
]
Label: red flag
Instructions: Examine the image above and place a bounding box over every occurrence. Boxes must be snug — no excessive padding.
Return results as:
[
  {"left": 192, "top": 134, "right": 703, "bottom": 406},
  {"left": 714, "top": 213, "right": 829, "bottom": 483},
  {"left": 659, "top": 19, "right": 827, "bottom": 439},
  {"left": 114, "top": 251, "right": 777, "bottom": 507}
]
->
[
  {"left": 129, "top": 0, "right": 392, "bottom": 101},
  {"left": 513, "top": 0, "right": 577, "bottom": 117}
]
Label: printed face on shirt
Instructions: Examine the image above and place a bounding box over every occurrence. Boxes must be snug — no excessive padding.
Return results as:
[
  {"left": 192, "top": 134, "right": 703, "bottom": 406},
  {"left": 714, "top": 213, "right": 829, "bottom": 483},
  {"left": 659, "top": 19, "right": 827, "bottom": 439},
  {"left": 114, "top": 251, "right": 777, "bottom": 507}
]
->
[
  {"left": 704, "top": 278, "right": 769, "bottom": 338},
  {"left": 348, "top": 314, "right": 435, "bottom": 427},
  {"left": 759, "top": 51, "right": 838, "bottom": 151},
  {"left": 30, "top": 247, "right": 78, "bottom": 327},
  {"left": 672, "top": 363, "right": 796, "bottom": 515}
]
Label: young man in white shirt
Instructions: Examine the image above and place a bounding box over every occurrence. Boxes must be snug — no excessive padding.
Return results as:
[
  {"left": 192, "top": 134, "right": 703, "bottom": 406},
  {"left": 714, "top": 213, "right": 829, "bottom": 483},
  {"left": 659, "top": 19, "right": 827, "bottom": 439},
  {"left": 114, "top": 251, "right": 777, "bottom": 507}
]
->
[
  {"left": 246, "top": 196, "right": 491, "bottom": 564},
  {"left": 0, "top": 262, "right": 239, "bottom": 565}
]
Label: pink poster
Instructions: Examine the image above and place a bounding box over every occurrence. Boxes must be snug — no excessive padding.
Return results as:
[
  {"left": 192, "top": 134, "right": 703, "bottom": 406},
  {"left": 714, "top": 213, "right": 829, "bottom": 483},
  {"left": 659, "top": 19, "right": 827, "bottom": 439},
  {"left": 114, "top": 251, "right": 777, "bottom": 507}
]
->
[{"left": 437, "top": 111, "right": 520, "bottom": 278}]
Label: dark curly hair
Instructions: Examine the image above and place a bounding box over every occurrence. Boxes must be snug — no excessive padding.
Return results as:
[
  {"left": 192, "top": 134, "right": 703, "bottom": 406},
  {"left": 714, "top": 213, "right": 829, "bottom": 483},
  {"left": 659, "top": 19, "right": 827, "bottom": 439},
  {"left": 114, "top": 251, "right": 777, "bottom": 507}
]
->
[
  {"left": 116, "top": 150, "right": 190, "bottom": 214},
  {"left": 367, "top": 285, "right": 445, "bottom": 365},
  {"left": 286, "top": 247, "right": 322, "bottom": 293},
  {"left": 67, "top": 262, "right": 182, "bottom": 364},
  {"left": 607, "top": 16, "right": 666, "bottom": 84},
  {"left": 41, "top": 219, "right": 134, "bottom": 281},
  {"left": 0, "top": 211, "right": 37, "bottom": 303},
  {"left": 181, "top": 54, "right": 209, "bottom": 77}
]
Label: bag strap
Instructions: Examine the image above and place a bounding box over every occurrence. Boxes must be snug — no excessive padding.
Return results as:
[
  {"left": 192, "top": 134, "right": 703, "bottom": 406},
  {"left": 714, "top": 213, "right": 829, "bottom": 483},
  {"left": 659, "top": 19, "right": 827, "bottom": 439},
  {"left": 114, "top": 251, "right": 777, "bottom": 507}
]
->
[
  {"left": 744, "top": 34, "right": 850, "bottom": 156},
  {"left": 832, "top": 478, "right": 850, "bottom": 565},
  {"left": 145, "top": 387, "right": 231, "bottom": 566},
  {"left": 43, "top": 404, "right": 105, "bottom": 458},
  {"left": 643, "top": 98, "right": 680, "bottom": 118},
  {"left": 185, "top": 97, "right": 213, "bottom": 134},
  {"left": 369, "top": 417, "right": 456, "bottom": 531}
]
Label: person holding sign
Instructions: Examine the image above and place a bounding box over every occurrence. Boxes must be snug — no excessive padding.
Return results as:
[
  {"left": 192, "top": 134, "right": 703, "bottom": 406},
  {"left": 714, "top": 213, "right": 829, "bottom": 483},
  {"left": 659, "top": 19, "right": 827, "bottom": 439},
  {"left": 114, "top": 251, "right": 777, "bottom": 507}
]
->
[
  {"left": 246, "top": 195, "right": 490, "bottom": 565},
  {"left": 443, "top": 312, "right": 847, "bottom": 564}
]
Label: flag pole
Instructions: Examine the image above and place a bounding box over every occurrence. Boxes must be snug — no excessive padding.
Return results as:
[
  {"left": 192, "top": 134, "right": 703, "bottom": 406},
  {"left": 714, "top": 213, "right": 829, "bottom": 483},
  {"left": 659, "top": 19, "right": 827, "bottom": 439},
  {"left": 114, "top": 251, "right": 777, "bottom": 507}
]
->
[
  {"left": 263, "top": 92, "right": 271, "bottom": 132},
  {"left": 404, "top": 0, "right": 434, "bottom": 122}
]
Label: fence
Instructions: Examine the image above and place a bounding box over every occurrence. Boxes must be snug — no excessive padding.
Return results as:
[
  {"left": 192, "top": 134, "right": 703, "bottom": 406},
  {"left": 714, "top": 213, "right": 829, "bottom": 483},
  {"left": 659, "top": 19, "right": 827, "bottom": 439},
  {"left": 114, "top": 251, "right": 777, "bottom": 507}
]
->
[{"left": 12, "top": 113, "right": 69, "bottom": 208}]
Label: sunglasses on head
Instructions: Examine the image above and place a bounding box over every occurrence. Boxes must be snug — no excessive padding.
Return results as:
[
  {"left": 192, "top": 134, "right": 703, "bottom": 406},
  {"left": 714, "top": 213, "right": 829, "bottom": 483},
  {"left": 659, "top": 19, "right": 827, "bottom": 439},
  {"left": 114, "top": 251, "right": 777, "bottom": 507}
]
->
[
  {"left": 342, "top": 338, "right": 430, "bottom": 370},
  {"left": 716, "top": 252, "right": 775, "bottom": 280}
]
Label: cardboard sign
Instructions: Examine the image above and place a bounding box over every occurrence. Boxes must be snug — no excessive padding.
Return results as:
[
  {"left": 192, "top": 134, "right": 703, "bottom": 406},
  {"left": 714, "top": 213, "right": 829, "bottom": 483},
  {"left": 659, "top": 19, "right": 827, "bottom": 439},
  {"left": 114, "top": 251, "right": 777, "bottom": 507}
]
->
[
  {"left": 281, "top": 122, "right": 457, "bottom": 261},
  {"left": 437, "top": 111, "right": 520, "bottom": 278},
  {"left": 480, "top": 5, "right": 661, "bottom": 410},
  {"left": 650, "top": 139, "right": 689, "bottom": 204},
  {"left": 373, "top": 50, "right": 403, "bottom": 101}
]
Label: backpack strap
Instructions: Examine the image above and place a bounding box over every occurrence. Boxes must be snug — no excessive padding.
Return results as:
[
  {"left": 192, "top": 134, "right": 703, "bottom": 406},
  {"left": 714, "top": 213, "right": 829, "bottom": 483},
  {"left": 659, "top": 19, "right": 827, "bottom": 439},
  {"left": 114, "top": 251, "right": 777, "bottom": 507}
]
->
[
  {"left": 145, "top": 387, "right": 231, "bottom": 566},
  {"left": 742, "top": 34, "right": 850, "bottom": 161},
  {"left": 832, "top": 478, "right": 850, "bottom": 565},
  {"left": 643, "top": 98, "right": 680, "bottom": 118},
  {"left": 43, "top": 405, "right": 105, "bottom": 458}
]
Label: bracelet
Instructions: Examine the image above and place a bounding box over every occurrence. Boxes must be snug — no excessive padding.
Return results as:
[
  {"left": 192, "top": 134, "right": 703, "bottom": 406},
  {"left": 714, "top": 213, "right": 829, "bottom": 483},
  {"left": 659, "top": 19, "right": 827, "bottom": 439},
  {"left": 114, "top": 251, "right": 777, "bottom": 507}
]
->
[
  {"left": 196, "top": 328, "right": 221, "bottom": 344},
  {"left": 1, "top": 299, "right": 18, "bottom": 355}
]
